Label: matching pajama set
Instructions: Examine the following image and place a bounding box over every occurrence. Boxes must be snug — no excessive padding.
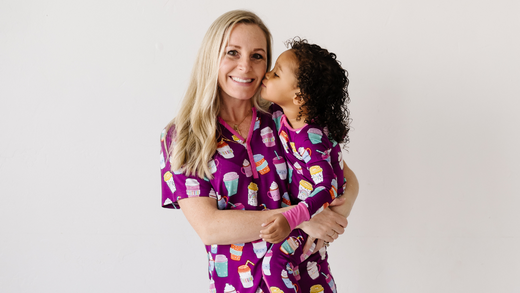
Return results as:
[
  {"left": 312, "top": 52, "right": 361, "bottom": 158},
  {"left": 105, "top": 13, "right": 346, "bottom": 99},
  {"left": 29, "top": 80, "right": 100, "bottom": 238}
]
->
[{"left": 160, "top": 106, "right": 341, "bottom": 293}]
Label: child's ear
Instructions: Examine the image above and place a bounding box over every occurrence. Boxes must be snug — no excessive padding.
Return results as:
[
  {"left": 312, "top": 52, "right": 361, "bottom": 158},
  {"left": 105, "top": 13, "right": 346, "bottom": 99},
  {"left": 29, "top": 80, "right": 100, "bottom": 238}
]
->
[{"left": 292, "top": 92, "right": 304, "bottom": 106}]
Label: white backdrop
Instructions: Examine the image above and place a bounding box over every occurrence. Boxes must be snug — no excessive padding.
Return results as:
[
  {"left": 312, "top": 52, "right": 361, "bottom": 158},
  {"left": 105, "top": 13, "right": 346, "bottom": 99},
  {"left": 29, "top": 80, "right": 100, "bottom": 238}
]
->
[{"left": 1, "top": 0, "right": 519, "bottom": 292}]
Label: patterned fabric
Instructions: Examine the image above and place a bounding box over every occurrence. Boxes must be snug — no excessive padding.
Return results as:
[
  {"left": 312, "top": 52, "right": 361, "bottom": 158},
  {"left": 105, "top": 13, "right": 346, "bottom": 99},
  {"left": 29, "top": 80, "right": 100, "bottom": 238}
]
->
[{"left": 160, "top": 105, "right": 341, "bottom": 293}]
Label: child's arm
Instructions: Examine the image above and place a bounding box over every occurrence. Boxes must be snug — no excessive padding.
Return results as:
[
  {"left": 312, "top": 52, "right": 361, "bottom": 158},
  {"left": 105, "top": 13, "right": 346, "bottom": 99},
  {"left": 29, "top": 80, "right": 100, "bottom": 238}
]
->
[{"left": 259, "top": 213, "right": 291, "bottom": 243}]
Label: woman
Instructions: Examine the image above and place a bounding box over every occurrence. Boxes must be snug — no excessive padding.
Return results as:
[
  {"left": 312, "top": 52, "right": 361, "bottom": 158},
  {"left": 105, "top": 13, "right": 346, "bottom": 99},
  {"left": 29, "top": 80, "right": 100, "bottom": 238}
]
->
[{"left": 160, "top": 10, "right": 358, "bottom": 292}]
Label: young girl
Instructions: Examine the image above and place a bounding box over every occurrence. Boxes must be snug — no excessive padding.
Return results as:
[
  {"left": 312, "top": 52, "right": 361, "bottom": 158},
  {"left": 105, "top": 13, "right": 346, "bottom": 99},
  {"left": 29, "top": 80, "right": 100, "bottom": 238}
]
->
[{"left": 259, "top": 39, "right": 350, "bottom": 292}]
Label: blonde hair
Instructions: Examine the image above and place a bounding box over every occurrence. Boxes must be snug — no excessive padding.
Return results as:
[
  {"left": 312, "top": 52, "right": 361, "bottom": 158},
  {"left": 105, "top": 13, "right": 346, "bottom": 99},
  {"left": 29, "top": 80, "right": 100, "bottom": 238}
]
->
[{"left": 165, "top": 10, "right": 272, "bottom": 179}]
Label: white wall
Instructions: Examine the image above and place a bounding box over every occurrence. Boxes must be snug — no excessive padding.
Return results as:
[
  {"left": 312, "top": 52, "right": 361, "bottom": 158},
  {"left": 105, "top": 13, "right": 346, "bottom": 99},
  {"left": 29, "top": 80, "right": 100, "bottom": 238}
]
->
[{"left": 1, "top": 0, "right": 519, "bottom": 292}]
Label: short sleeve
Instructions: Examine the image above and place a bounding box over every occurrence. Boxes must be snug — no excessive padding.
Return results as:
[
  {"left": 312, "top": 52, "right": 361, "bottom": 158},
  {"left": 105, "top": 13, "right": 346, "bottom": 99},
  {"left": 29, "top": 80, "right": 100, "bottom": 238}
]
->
[{"left": 160, "top": 125, "right": 214, "bottom": 209}]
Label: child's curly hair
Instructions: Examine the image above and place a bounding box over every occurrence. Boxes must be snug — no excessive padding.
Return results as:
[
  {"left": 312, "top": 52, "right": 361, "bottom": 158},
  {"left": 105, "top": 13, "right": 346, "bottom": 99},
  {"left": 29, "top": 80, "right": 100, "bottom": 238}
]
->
[{"left": 288, "top": 38, "right": 350, "bottom": 145}]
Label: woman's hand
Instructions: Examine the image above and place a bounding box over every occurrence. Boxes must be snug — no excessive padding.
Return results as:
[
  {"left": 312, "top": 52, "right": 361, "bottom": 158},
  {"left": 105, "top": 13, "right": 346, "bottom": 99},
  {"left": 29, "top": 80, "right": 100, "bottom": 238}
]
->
[{"left": 259, "top": 213, "right": 291, "bottom": 243}]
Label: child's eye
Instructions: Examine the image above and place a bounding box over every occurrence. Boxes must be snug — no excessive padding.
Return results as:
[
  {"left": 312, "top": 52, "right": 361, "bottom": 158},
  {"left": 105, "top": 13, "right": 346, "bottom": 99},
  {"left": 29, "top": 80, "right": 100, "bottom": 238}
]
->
[{"left": 274, "top": 72, "right": 279, "bottom": 77}]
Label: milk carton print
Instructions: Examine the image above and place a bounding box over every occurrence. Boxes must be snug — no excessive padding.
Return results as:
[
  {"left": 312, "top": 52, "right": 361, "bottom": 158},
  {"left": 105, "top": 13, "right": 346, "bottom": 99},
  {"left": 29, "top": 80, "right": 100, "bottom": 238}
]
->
[
  {"left": 223, "top": 172, "right": 239, "bottom": 196},
  {"left": 308, "top": 128, "right": 323, "bottom": 144},
  {"left": 248, "top": 182, "right": 258, "bottom": 206},
  {"left": 252, "top": 239, "right": 267, "bottom": 258},
  {"left": 217, "top": 140, "right": 234, "bottom": 159},
  {"left": 310, "top": 165, "right": 324, "bottom": 184},
  {"left": 261, "top": 127, "right": 276, "bottom": 147},
  {"left": 262, "top": 250, "right": 273, "bottom": 275},
  {"left": 163, "top": 171, "right": 176, "bottom": 193}
]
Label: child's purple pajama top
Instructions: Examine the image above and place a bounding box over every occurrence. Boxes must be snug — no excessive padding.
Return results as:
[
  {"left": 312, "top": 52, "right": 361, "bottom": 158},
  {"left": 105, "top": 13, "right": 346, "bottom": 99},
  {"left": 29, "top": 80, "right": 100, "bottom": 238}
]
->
[
  {"left": 271, "top": 105, "right": 346, "bottom": 216},
  {"left": 160, "top": 107, "right": 290, "bottom": 293}
]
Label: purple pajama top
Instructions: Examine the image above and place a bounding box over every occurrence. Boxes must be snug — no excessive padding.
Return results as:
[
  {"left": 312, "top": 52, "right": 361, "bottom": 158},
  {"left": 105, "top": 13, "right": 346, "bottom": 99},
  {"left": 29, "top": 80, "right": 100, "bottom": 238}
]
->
[
  {"left": 271, "top": 105, "right": 345, "bottom": 218},
  {"left": 160, "top": 107, "right": 289, "bottom": 292}
]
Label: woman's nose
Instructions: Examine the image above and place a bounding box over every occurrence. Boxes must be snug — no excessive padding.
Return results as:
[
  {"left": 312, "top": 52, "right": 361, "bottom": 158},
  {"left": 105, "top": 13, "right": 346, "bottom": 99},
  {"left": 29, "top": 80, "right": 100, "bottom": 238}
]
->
[{"left": 238, "top": 57, "right": 251, "bottom": 71}]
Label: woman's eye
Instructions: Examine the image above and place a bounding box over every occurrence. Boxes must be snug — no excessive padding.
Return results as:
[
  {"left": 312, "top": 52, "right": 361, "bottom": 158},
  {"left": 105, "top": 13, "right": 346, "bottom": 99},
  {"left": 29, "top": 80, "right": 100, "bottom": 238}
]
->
[
  {"left": 252, "top": 53, "right": 264, "bottom": 60},
  {"left": 227, "top": 50, "right": 238, "bottom": 56}
]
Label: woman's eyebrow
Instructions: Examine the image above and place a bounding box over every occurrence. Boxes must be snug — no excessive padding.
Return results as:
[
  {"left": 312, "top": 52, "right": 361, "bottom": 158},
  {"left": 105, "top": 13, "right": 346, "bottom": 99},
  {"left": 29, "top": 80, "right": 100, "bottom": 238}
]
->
[{"left": 227, "top": 44, "right": 266, "bottom": 53}]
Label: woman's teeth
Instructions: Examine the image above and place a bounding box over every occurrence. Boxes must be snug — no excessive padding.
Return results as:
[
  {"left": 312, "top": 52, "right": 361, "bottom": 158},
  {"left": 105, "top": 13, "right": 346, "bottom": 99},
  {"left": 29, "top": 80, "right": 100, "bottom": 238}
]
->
[{"left": 231, "top": 77, "right": 253, "bottom": 83}]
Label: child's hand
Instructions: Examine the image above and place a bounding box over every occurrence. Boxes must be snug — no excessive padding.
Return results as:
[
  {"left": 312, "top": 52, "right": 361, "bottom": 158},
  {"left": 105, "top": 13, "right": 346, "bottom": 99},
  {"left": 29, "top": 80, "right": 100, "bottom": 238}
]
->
[{"left": 259, "top": 214, "right": 291, "bottom": 243}]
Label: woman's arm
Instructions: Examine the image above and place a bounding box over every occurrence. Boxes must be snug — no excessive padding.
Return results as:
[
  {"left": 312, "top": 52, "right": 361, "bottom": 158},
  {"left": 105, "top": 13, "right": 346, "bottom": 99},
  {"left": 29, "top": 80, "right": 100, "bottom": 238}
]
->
[
  {"left": 178, "top": 197, "right": 292, "bottom": 245},
  {"left": 298, "top": 161, "right": 358, "bottom": 242}
]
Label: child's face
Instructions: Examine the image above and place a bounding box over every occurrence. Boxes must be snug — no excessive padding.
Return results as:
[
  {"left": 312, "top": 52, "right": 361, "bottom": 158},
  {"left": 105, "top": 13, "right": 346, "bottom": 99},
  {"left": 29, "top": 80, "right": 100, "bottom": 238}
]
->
[{"left": 261, "top": 50, "right": 300, "bottom": 107}]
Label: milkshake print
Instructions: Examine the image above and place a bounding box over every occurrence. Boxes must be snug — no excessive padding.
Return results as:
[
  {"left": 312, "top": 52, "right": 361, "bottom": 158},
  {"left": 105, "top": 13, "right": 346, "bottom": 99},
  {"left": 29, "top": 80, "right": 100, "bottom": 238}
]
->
[
  {"left": 247, "top": 182, "right": 258, "bottom": 206},
  {"left": 267, "top": 181, "right": 280, "bottom": 201},
  {"left": 224, "top": 283, "right": 237, "bottom": 293},
  {"left": 290, "top": 142, "right": 303, "bottom": 160},
  {"left": 254, "top": 116, "right": 260, "bottom": 130},
  {"left": 230, "top": 243, "right": 244, "bottom": 261},
  {"left": 159, "top": 149, "right": 166, "bottom": 169},
  {"left": 293, "top": 162, "right": 303, "bottom": 175},
  {"left": 254, "top": 154, "right": 270, "bottom": 175},
  {"left": 308, "top": 128, "right": 323, "bottom": 144},
  {"left": 215, "top": 255, "right": 228, "bottom": 277},
  {"left": 260, "top": 127, "right": 276, "bottom": 147},
  {"left": 238, "top": 261, "right": 255, "bottom": 288},
  {"left": 297, "top": 180, "right": 314, "bottom": 200},
  {"left": 208, "top": 159, "right": 219, "bottom": 174},
  {"left": 252, "top": 239, "right": 267, "bottom": 258},
  {"left": 262, "top": 250, "right": 273, "bottom": 276},
  {"left": 319, "top": 246, "right": 327, "bottom": 260},
  {"left": 223, "top": 172, "right": 239, "bottom": 196},
  {"left": 217, "top": 194, "right": 227, "bottom": 210},
  {"left": 307, "top": 261, "right": 320, "bottom": 280},
  {"left": 241, "top": 159, "right": 253, "bottom": 177},
  {"left": 281, "top": 192, "right": 291, "bottom": 207},
  {"left": 323, "top": 272, "right": 337, "bottom": 293},
  {"left": 281, "top": 269, "right": 297, "bottom": 290},
  {"left": 310, "top": 165, "right": 324, "bottom": 184},
  {"left": 163, "top": 171, "right": 176, "bottom": 193},
  {"left": 279, "top": 130, "right": 290, "bottom": 153},
  {"left": 317, "top": 149, "right": 331, "bottom": 163},
  {"left": 272, "top": 110, "right": 283, "bottom": 130},
  {"left": 208, "top": 252, "right": 215, "bottom": 272},
  {"left": 288, "top": 164, "right": 293, "bottom": 184},
  {"left": 298, "top": 147, "right": 312, "bottom": 163},
  {"left": 273, "top": 152, "right": 287, "bottom": 180},
  {"left": 217, "top": 140, "right": 234, "bottom": 159},
  {"left": 185, "top": 179, "right": 200, "bottom": 197},
  {"left": 280, "top": 237, "right": 300, "bottom": 255},
  {"left": 209, "top": 188, "right": 217, "bottom": 199},
  {"left": 209, "top": 278, "right": 216, "bottom": 293}
]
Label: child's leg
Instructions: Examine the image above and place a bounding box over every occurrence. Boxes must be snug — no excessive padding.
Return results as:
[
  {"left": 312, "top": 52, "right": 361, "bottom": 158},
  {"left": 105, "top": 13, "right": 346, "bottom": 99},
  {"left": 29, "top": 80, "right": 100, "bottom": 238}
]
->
[
  {"left": 262, "top": 229, "right": 310, "bottom": 293},
  {"left": 298, "top": 246, "right": 338, "bottom": 293}
]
